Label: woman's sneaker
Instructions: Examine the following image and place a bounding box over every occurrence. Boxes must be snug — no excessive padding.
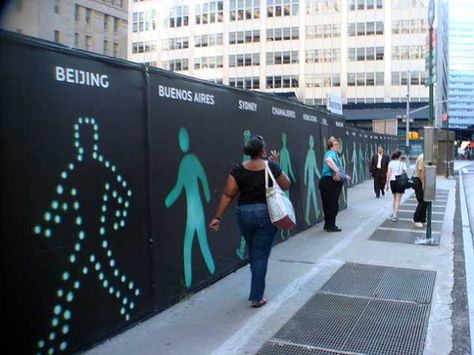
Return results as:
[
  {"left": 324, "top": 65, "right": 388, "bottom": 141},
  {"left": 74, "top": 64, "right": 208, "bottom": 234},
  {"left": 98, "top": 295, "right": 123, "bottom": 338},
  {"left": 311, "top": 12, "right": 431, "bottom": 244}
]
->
[
  {"left": 391, "top": 216, "right": 398, "bottom": 222},
  {"left": 413, "top": 221, "right": 424, "bottom": 228}
]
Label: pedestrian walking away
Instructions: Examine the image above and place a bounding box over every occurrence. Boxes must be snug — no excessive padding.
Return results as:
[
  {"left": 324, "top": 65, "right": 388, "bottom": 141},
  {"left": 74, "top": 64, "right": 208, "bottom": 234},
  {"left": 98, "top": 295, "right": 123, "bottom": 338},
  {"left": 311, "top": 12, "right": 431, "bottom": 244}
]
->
[
  {"left": 209, "top": 135, "right": 290, "bottom": 308},
  {"left": 412, "top": 153, "right": 427, "bottom": 228},
  {"left": 370, "top": 145, "right": 389, "bottom": 198},
  {"left": 386, "top": 150, "right": 407, "bottom": 222},
  {"left": 319, "top": 137, "right": 350, "bottom": 232}
]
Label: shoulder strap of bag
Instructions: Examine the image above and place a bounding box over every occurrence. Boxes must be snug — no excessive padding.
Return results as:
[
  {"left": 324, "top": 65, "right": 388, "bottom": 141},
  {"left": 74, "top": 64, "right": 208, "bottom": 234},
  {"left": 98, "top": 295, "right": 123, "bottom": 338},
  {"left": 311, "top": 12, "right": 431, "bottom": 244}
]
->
[{"left": 265, "top": 161, "right": 277, "bottom": 189}]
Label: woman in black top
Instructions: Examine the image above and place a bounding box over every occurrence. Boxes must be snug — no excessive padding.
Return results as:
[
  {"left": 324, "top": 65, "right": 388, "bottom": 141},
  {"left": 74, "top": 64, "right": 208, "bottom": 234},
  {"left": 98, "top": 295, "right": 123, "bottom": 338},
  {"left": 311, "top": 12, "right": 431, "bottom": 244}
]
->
[{"left": 209, "top": 135, "right": 290, "bottom": 307}]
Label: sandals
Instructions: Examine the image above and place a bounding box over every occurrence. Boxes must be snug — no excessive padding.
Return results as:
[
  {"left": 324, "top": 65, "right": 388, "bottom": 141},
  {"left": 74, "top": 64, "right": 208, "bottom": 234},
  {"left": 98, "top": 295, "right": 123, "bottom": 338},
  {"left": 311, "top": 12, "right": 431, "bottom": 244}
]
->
[{"left": 251, "top": 299, "right": 268, "bottom": 308}]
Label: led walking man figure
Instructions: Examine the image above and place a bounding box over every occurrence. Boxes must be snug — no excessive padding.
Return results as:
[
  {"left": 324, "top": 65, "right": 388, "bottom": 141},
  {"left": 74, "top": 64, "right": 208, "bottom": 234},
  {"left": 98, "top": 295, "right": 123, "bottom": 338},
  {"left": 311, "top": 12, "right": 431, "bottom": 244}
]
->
[
  {"left": 33, "top": 118, "right": 141, "bottom": 354},
  {"left": 351, "top": 141, "right": 359, "bottom": 185},
  {"left": 279, "top": 131, "right": 297, "bottom": 238},
  {"left": 165, "top": 127, "right": 215, "bottom": 288},
  {"left": 236, "top": 130, "right": 251, "bottom": 259},
  {"left": 304, "top": 135, "right": 322, "bottom": 225},
  {"left": 358, "top": 142, "right": 365, "bottom": 182}
]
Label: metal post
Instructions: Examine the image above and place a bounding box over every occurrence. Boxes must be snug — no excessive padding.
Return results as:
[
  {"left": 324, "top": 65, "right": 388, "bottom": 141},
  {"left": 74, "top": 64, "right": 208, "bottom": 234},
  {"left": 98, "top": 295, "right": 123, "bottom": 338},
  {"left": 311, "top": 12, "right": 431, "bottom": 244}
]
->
[{"left": 429, "top": 27, "right": 434, "bottom": 126}]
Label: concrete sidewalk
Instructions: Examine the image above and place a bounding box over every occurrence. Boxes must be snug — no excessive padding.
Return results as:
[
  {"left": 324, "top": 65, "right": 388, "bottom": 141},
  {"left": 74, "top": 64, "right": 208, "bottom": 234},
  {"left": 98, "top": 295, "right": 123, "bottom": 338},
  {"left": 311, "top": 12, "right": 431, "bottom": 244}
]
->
[{"left": 85, "top": 176, "right": 456, "bottom": 355}]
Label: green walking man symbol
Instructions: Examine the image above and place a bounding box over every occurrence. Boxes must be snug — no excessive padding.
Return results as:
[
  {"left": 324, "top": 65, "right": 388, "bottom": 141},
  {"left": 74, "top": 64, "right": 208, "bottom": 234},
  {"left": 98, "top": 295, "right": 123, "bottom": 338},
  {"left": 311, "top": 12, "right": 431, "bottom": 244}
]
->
[
  {"left": 358, "top": 142, "right": 365, "bottom": 182},
  {"left": 279, "top": 132, "right": 297, "bottom": 239},
  {"left": 279, "top": 132, "right": 297, "bottom": 199},
  {"left": 304, "top": 135, "right": 321, "bottom": 225},
  {"left": 165, "top": 127, "right": 215, "bottom": 288},
  {"left": 236, "top": 130, "right": 251, "bottom": 259}
]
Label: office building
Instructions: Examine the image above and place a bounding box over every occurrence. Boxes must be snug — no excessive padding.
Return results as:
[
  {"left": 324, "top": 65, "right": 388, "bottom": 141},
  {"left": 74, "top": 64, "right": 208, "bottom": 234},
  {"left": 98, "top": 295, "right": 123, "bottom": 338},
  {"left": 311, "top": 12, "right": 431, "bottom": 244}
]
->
[
  {"left": 0, "top": 0, "right": 129, "bottom": 59},
  {"left": 129, "top": 0, "right": 442, "bottom": 107},
  {"left": 448, "top": 0, "right": 474, "bottom": 132}
]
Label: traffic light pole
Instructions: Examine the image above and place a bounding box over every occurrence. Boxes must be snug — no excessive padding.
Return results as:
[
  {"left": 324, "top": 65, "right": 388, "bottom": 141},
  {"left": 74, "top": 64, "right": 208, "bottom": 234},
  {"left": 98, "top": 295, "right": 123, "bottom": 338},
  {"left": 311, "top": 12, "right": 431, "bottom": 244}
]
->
[{"left": 416, "top": 22, "right": 436, "bottom": 246}]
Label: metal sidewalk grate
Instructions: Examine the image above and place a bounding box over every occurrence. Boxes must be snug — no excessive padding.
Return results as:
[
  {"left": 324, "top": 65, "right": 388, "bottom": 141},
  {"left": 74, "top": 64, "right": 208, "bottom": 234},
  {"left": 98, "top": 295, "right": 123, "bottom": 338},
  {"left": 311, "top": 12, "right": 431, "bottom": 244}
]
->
[
  {"left": 274, "top": 293, "right": 369, "bottom": 350},
  {"left": 374, "top": 268, "right": 436, "bottom": 304},
  {"left": 369, "top": 229, "right": 426, "bottom": 244},
  {"left": 342, "top": 299, "right": 430, "bottom": 355},
  {"left": 257, "top": 263, "right": 435, "bottom": 355},
  {"left": 379, "top": 219, "right": 442, "bottom": 232},
  {"left": 257, "top": 341, "right": 345, "bottom": 355},
  {"left": 319, "top": 263, "right": 386, "bottom": 298},
  {"left": 319, "top": 263, "right": 436, "bottom": 303}
]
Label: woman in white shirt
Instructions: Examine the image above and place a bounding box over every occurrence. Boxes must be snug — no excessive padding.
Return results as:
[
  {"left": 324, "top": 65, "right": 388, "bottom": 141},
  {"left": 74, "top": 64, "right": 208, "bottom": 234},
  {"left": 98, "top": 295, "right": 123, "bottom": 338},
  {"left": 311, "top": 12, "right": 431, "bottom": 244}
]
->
[{"left": 385, "top": 151, "right": 407, "bottom": 222}]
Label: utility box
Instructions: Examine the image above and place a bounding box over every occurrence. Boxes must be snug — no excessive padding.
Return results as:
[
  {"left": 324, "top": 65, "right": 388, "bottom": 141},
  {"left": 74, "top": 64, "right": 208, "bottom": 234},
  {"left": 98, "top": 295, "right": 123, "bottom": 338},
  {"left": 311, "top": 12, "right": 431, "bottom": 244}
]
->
[
  {"left": 424, "top": 127, "right": 438, "bottom": 164},
  {"left": 424, "top": 165, "right": 437, "bottom": 201}
]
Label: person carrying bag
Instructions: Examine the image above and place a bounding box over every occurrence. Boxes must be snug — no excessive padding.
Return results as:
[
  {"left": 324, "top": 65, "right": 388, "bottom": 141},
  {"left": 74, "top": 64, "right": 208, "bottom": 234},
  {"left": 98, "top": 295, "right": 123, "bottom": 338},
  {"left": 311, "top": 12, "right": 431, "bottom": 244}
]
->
[
  {"left": 209, "top": 135, "right": 291, "bottom": 308},
  {"left": 386, "top": 151, "right": 407, "bottom": 222}
]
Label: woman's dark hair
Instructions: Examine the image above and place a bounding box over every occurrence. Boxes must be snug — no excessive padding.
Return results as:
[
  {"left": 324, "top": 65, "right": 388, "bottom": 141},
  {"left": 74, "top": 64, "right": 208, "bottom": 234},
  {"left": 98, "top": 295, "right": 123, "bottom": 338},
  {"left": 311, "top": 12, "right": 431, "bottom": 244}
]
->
[
  {"left": 391, "top": 150, "right": 402, "bottom": 160},
  {"left": 244, "top": 135, "right": 265, "bottom": 158}
]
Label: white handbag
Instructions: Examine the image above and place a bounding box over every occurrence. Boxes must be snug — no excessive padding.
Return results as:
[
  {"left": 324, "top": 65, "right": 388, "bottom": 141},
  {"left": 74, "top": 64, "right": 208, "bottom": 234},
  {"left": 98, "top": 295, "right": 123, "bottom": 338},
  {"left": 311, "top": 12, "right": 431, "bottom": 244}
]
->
[{"left": 265, "top": 161, "right": 296, "bottom": 230}]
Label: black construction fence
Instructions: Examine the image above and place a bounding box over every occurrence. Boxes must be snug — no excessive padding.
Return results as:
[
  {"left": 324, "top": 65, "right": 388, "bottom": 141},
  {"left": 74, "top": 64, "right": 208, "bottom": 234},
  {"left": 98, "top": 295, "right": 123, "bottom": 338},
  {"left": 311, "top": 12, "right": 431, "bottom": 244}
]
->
[{"left": 0, "top": 31, "right": 399, "bottom": 354}]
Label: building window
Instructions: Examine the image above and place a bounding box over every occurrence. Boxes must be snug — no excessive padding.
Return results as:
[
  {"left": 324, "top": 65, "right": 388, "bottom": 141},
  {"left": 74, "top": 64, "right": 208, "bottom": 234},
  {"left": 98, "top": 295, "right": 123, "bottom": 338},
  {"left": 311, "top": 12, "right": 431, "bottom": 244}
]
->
[
  {"left": 308, "top": 0, "right": 341, "bottom": 14},
  {"left": 230, "top": 0, "right": 260, "bottom": 21},
  {"left": 165, "top": 6, "right": 189, "bottom": 28},
  {"left": 349, "top": 0, "right": 383, "bottom": 10},
  {"left": 347, "top": 72, "right": 384, "bottom": 86},
  {"left": 306, "top": 74, "right": 340, "bottom": 88},
  {"left": 133, "top": 11, "right": 157, "bottom": 32},
  {"left": 306, "top": 24, "right": 340, "bottom": 39},
  {"left": 267, "top": 0, "right": 299, "bottom": 17},
  {"left": 164, "top": 37, "right": 189, "bottom": 50},
  {"left": 267, "top": 27, "right": 299, "bottom": 41},
  {"left": 54, "top": 30, "right": 61, "bottom": 43},
  {"left": 196, "top": 1, "right": 224, "bottom": 24},
  {"left": 104, "top": 15, "right": 109, "bottom": 30},
  {"left": 114, "top": 43, "right": 119, "bottom": 57},
  {"left": 114, "top": 18, "right": 119, "bottom": 33},
  {"left": 392, "top": 45, "right": 422, "bottom": 60},
  {"left": 266, "top": 51, "right": 299, "bottom": 65},
  {"left": 162, "top": 58, "right": 189, "bottom": 71},
  {"left": 74, "top": 33, "right": 79, "bottom": 47},
  {"left": 266, "top": 75, "right": 298, "bottom": 89},
  {"left": 104, "top": 40, "right": 109, "bottom": 55},
  {"left": 393, "top": 19, "right": 426, "bottom": 35},
  {"left": 75, "top": 5, "right": 80, "bottom": 21},
  {"left": 86, "top": 8, "right": 92, "bottom": 25},
  {"left": 86, "top": 36, "right": 92, "bottom": 51},
  {"left": 306, "top": 49, "right": 340, "bottom": 63},
  {"left": 376, "top": 47, "right": 384, "bottom": 60},
  {"left": 195, "top": 33, "right": 223, "bottom": 47},
  {"left": 229, "top": 30, "right": 259, "bottom": 44},
  {"left": 54, "top": 0, "right": 60, "bottom": 14},
  {"left": 348, "top": 21, "right": 384, "bottom": 36},
  {"left": 194, "top": 56, "right": 224, "bottom": 69},
  {"left": 392, "top": 0, "right": 424, "bottom": 8},
  {"left": 348, "top": 47, "right": 384, "bottom": 61},
  {"left": 229, "top": 53, "right": 260, "bottom": 67},
  {"left": 132, "top": 41, "right": 157, "bottom": 54}
]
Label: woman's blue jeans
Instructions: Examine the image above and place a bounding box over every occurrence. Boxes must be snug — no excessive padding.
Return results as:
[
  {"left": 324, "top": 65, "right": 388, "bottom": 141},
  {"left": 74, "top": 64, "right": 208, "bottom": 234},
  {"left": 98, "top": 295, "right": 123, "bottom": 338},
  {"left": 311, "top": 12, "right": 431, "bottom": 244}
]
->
[{"left": 236, "top": 203, "right": 277, "bottom": 302}]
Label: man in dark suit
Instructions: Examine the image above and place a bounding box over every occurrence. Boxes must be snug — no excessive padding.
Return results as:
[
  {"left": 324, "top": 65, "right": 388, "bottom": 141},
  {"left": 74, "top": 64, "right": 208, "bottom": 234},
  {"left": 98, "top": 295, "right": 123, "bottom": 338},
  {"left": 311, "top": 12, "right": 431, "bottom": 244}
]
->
[{"left": 370, "top": 145, "right": 389, "bottom": 198}]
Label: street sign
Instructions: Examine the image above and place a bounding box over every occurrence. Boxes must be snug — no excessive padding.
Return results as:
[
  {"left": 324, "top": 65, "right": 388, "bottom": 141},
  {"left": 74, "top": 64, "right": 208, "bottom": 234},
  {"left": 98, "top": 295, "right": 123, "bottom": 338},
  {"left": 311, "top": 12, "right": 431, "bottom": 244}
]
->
[{"left": 402, "top": 118, "right": 414, "bottom": 123}]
